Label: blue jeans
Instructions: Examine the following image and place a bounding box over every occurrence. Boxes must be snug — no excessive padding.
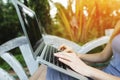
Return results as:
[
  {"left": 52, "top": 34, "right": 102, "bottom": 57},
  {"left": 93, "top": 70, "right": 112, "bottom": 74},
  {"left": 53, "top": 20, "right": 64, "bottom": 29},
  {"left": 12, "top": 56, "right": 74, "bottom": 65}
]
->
[{"left": 46, "top": 67, "right": 79, "bottom": 80}]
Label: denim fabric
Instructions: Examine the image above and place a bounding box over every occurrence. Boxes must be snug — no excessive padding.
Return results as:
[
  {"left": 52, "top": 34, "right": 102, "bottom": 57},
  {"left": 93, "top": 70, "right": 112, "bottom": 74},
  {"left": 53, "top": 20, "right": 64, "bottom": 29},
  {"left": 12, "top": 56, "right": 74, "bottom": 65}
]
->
[
  {"left": 103, "top": 34, "right": 120, "bottom": 77},
  {"left": 46, "top": 67, "right": 79, "bottom": 80}
]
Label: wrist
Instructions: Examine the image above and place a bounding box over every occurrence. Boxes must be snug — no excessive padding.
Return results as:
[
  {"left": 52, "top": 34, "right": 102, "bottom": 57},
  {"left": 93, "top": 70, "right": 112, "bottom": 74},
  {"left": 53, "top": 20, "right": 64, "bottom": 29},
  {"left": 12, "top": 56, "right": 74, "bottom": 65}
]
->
[
  {"left": 77, "top": 63, "right": 92, "bottom": 77},
  {"left": 77, "top": 53, "right": 84, "bottom": 59},
  {"left": 85, "top": 65, "right": 99, "bottom": 78},
  {"left": 83, "top": 65, "right": 92, "bottom": 77},
  {"left": 77, "top": 53, "right": 82, "bottom": 57}
]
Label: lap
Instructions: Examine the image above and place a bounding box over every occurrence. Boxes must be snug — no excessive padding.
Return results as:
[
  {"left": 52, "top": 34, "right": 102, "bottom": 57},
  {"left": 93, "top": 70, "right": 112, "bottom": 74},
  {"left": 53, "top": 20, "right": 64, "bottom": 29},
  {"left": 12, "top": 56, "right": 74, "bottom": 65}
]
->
[{"left": 46, "top": 67, "right": 78, "bottom": 80}]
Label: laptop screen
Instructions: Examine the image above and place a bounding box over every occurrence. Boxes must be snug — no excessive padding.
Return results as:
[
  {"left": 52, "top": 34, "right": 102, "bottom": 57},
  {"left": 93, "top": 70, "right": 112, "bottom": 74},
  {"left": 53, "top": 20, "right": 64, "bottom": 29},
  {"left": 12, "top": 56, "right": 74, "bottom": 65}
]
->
[{"left": 18, "top": 5, "right": 43, "bottom": 52}]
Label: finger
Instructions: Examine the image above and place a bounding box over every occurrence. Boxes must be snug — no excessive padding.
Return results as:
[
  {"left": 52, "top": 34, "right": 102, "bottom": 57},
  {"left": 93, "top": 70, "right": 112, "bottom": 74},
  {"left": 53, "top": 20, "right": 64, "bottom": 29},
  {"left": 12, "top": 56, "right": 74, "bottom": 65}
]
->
[
  {"left": 63, "top": 49, "right": 73, "bottom": 53},
  {"left": 58, "top": 58, "right": 71, "bottom": 66},
  {"left": 59, "top": 44, "right": 71, "bottom": 51},
  {"left": 58, "top": 44, "right": 66, "bottom": 50},
  {"left": 54, "top": 52, "right": 72, "bottom": 61}
]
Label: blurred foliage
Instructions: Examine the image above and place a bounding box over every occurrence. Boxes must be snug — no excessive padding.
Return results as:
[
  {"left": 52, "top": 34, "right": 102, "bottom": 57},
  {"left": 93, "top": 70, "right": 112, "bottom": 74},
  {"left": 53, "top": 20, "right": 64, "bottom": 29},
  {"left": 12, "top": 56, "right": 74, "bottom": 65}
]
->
[
  {"left": 28, "top": 0, "right": 52, "bottom": 30},
  {"left": 0, "top": 0, "right": 51, "bottom": 45},
  {"left": 1, "top": 0, "right": 120, "bottom": 45},
  {"left": 0, "top": 0, "right": 21, "bottom": 45},
  {"left": 49, "top": 0, "right": 120, "bottom": 44}
]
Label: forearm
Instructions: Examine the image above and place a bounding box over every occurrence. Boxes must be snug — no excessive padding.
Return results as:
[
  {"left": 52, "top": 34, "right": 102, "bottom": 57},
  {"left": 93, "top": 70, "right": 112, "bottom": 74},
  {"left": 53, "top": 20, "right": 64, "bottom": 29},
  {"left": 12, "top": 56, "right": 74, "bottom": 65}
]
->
[
  {"left": 77, "top": 42, "right": 112, "bottom": 63},
  {"left": 77, "top": 52, "right": 106, "bottom": 63},
  {"left": 86, "top": 66, "right": 120, "bottom": 80}
]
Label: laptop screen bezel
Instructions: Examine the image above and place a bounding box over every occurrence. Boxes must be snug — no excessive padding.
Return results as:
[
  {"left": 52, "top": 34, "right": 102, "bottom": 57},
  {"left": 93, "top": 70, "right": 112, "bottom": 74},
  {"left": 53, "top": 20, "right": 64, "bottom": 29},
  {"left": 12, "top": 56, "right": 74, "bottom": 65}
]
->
[{"left": 12, "top": 0, "right": 45, "bottom": 59}]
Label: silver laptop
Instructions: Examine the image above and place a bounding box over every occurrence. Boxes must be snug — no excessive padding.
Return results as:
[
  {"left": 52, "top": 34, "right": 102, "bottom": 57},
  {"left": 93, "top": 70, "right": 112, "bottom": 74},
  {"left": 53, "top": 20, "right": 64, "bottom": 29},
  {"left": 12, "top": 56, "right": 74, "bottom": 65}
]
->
[{"left": 12, "top": 0, "right": 88, "bottom": 80}]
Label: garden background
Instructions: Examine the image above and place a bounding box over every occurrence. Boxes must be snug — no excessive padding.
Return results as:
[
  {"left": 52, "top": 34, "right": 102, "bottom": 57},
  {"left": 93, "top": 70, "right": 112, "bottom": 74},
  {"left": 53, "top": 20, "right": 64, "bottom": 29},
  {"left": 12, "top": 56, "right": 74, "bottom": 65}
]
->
[{"left": 0, "top": 0, "right": 120, "bottom": 72}]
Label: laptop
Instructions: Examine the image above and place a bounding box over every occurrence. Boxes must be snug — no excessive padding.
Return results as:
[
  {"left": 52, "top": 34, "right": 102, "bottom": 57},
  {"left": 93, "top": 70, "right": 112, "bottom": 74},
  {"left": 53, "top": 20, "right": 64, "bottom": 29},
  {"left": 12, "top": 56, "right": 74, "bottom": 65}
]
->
[{"left": 12, "top": 0, "right": 88, "bottom": 80}]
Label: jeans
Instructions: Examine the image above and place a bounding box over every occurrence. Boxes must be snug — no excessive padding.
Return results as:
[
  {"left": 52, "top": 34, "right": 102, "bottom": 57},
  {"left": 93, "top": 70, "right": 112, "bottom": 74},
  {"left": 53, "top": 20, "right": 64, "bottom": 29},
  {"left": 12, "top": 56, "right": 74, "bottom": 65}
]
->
[{"left": 46, "top": 67, "right": 79, "bottom": 80}]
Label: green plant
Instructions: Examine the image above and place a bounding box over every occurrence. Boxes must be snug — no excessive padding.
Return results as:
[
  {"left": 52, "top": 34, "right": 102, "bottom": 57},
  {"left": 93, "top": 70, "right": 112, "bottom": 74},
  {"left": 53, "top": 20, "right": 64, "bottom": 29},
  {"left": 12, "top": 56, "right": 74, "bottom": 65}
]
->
[
  {"left": 49, "top": 0, "right": 120, "bottom": 44},
  {"left": 0, "top": 62, "right": 11, "bottom": 71}
]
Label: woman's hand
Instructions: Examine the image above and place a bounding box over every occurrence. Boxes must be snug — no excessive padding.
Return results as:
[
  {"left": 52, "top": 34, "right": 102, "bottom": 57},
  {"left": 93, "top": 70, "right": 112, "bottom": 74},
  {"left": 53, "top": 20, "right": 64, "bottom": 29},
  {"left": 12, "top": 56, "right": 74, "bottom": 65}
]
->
[
  {"left": 54, "top": 45, "right": 120, "bottom": 80},
  {"left": 54, "top": 45, "right": 90, "bottom": 76}
]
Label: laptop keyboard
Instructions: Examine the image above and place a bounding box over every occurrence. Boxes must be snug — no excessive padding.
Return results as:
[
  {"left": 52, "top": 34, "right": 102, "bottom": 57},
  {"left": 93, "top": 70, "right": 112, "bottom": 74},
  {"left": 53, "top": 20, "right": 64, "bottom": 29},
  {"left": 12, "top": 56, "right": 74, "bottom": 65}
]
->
[
  {"left": 43, "top": 45, "right": 67, "bottom": 69},
  {"left": 37, "top": 41, "right": 46, "bottom": 56}
]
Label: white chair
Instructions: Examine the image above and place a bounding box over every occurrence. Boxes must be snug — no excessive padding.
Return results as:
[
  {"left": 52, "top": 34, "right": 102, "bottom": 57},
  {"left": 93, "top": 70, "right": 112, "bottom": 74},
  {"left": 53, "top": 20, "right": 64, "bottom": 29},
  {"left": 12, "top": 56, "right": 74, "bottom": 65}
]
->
[
  {"left": 0, "top": 36, "right": 38, "bottom": 80},
  {"left": 0, "top": 29, "right": 112, "bottom": 80},
  {"left": 0, "top": 68, "right": 15, "bottom": 80},
  {"left": 0, "top": 35, "right": 82, "bottom": 80}
]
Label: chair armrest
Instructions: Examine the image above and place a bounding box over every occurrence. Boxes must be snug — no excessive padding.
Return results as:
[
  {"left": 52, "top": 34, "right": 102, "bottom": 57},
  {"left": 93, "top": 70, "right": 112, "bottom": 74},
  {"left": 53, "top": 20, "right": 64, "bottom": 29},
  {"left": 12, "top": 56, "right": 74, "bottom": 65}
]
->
[
  {"left": 0, "top": 36, "right": 39, "bottom": 76},
  {"left": 0, "top": 68, "right": 15, "bottom": 80},
  {"left": 0, "top": 36, "right": 27, "bottom": 54},
  {"left": 79, "top": 36, "right": 110, "bottom": 54},
  {"left": 43, "top": 35, "right": 81, "bottom": 52},
  {"left": 0, "top": 52, "right": 28, "bottom": 80}
]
